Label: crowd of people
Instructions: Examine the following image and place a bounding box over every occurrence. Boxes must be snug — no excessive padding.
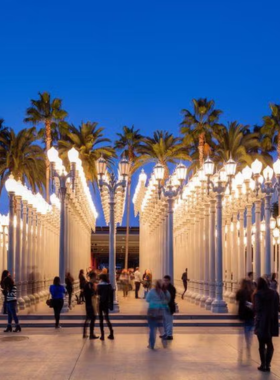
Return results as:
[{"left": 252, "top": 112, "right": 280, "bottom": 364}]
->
[
  {"left": 1, "top": 266, "right": 279, "bottom": 372},
  {"left": 236, "top": 272, "right": 279, "bottom": 372}
]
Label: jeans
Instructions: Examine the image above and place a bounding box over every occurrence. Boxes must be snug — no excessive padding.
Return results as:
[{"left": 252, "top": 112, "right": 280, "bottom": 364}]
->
[
  {"left": 163, "top": 309, "right": 173, "bottom": 337},
  {"left": 135, "top": 282, "right": 141, "bottom": 298},
  {"left": 257, "top": 336, "right": 274, "bottom": 368},
  {"left": 84, "top": 306, "right": 96, "bottom": 337},
  {"left": 99, "top": 303, "right": 113, "bottom": 335},
  {"left": 244, "top": 320, "right": 254, "bottom": 348},
  {"left": 147, "top": 317, "right": 163, "bottom": 349},
  {"left": 52, "top": 299, "right": 64, "bottom": 327},
  {"left": 7, "top": 301, "right": 19, "bottom": 325}
]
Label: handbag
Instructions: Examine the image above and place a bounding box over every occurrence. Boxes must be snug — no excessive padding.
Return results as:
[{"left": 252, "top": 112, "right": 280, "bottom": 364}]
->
[
  {"left": 147, "top": 307, "right": 163, "bottom": 320},
  {"left": 46, "top": 299, "right": 54, "bottom": 308}
]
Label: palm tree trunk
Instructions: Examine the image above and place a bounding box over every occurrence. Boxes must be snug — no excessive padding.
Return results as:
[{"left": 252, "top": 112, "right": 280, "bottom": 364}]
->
[
  {"left": 45, "top": 120, "right": 52, "bottom": 202},
  {"left": 198, "top": 132, "right": 205, "bottom": 167},
  {"left": 124, "top": 177, "right": 131, "bottom": 269}
]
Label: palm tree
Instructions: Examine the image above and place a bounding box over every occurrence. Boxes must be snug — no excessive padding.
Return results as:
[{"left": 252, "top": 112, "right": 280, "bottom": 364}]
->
[
  {"left": 115, "top": 126, "right": 143, "bottom": 269},
  {"left": 180, "top": 98, "right": 223, "bottom": 167},
  {"left": 212, "top": 122, "right": 272, "bottom": 170},
  {"left": 138, "top": 130, "right": 191, "bottom": 178},
  {"left": 58, "top": 121, "right": 116, "bottom": 183},
  {"left": 24, "top": 92, "right": 68, "bottom": 201},
  {"left": 0, "top": 126, "right": 46, "bottom": 194},
  {"left": 261, "top": 103, "right": 280, "bottom": 158}
]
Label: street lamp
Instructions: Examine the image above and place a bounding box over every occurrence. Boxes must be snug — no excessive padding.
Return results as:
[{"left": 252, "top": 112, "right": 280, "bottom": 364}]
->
[
  {"left": 203, "top": 156, "right": 237, "bottom": 313},
  {"left": 5, "top": 174, "right": 17, "bottom": 277},
  {"left": 154, "top": 162, "right": 187, "bottom": 280},
  {"left": 96, "top": 155, "right": 130, "bottom": 311},
  {"left": 48, "top": 147, "right": 78, "bottom": 311}
]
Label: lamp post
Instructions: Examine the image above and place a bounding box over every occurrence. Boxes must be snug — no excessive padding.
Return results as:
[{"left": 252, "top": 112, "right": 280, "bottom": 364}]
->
[
  {"left": 96, "top": 155, "right": 130, "bottom": 311},
  {"left": 48, "top": 147, "right": 78, "bottom": 312},
  {"left": 5, "top": 175, "right": 17, "bottom": 278},
  {"left": 204, "top": 156, "right": 237, "bottom": 313},
  {"left": 154, "top": 162, "right": 187, "bottom": 281}
]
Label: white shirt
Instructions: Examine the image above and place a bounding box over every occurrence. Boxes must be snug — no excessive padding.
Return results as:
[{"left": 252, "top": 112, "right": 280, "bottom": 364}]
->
[{"left": 134, "top": 270, "right": 142, "bottom": 283}]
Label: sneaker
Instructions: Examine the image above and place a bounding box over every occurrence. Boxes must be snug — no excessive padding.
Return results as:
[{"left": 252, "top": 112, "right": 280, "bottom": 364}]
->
[{"left": 166, "top": 336, "right": 173, "bottom": 340}]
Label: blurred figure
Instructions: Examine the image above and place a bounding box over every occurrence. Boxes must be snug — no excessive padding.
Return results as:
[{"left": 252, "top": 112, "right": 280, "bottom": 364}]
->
[
  {"left": 83, "top": 272, "right": 99, "bottom": 339},
  {"left": 65, "top": 272, "right": 74, "bottom": 309},
  {"left": 270, "top": 273, "right": 278, "bottom": 291},
  {"left": 79, "top": 269, "right": 86, "bottom": 303},
  {"left": 134, "top": 267, "right": 142, "bottom": 299},
  {"left": 120, "top": 269, "right": 129, "bottom": 297},
  {"left": 181, "top": 268, "right": 189, "bottom": 299},
  {"left": 163, "top": 275, "right": 176, "bottom": 340},
  {"left": 98, "top": 274, "right": 114, "bottom": 340},
  {"left": 253, "top": 277, "right": 279, "bottom": 372},
  {"left": 146, "top": 280, "right": 170, "bottom": 350},
  {"left": 1, "top": 270, "right": 9, "bottom": 315},
  {"left": 50, "top": 276, "right": 66, "bottom": 329},
  {"left": 101, "top": 267, "right": 108, "bottom": 275},
  {"left": 3, "top": 275, "right": 21, "bottom": 332},
  {"left": 236, "top": 279, "right": 254, "bottom": 360},
  {"left": 143, "top": 270, "right": 152, "bottom": 299}
]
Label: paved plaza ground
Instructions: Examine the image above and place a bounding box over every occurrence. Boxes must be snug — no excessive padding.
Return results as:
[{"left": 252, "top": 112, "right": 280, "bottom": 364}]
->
[
  {"left": 0, "top": 294, "right": 280, "bottom": 380},
  {"left": 1, "top": 327, "right": 280, "bottom": 380}
]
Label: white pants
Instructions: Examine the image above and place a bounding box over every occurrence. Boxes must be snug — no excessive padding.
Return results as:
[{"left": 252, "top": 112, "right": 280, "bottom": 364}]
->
[{"left": 163, "top": 309, "right": 173, "bottom": 337}]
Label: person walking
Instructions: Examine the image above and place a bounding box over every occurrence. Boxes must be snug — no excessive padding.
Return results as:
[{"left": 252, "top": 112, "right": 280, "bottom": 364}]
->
[
  {"left": 65, "top": 272, "right": 74, "bottom": 309},
  {"left": 253, "top": 277, "right": 279, "bottom": 372},
  {"left": 270, "top": 273, "right": 278, "bottom": 291},
  {"left": 163, "top": 275, "right": 176, "bottom": 340},
  {"left": 97, "top": 274, "right": 114, "bottom": 341},
  {"left": 236, "top": 279, "right": 254, "bottom": 359},
  {"left": 79, "top": 269, "right": 87, "bottom": 303},
  {"left": 143, "top": 270, "right": 152, "bottom": 299},
  {"left": 1, "top": 270, "right": 9, "bottom": 315},
  {"left": 50, "top": 276, "right": 66, "bottom": 329},
  {"left": 134, "top": 267, "right": 142, "bottom": 299},
  {"left": 146, "top": 280, "right": 170, "bottom": 350},
  {"left": 83, "top": 272, "right": 99, "bottom": 339},
  {"left": 3, "top": 275, "right": 21, "bottom": 332},
  {"left": 181, "top": 268, "right": 189, "bottom": 299},
  {"left": 120, "top": 269, "right": 129, "bottom": 297}
]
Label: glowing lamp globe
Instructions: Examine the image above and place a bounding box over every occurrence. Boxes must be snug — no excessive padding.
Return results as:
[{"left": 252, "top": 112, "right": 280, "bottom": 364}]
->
[
  {"left": 154, "top": 162, "right": 165, "bottom": 181},
  {"left": 47, "top": 147, "right": 59, "bottom": 163},
  {"left": 96, "top": 156, "right": 107, "bottom": 177},
  {"left": 273, "top": 228, "right": 280, "bottom": 238},
  {"left": 119, "top": 157, "right": 130, "bottom": 177},
  {"left": 251, "top": 159, "right": 263, "bottom": 175},
  {"left": 139, "top": 170, "right": 147, "bottom": 183},
  {"left": 235, "top": 172, "right": 244, "bottom": 186},
  {"left": 242, "top": 166, "right": 252, "bottom": 181},
  {"left": 5, "top": 175, "right": 17, "bottom": 193},
  {"left": 225, "top": 157, "right": 237, "bottom": 177},
  {"left": 270, "top": 217, "right": 277, "bottom": 230},
  {"left": 68, "top": 147, "right": 79, "bottom": 163},
  {"left": 273, "top": 159, "right": 280, "bottom": 176},
  {"left": 176, "top": 162, "right": 187, "bottom": 182},
  {"left": 198, "top": 167, "right": 207, "bottom": 182},
  {"left": 261, "top": 220, "right": 266, "bottom": 232},
  {"left": 277, "top": 215, "right": 280, "bottom": 228},
  {"left": 203, "top": 157, "right": 214, "bottom": 176},
  {"left": 263, "top": 166, "right": 274, "bottom": 182}
]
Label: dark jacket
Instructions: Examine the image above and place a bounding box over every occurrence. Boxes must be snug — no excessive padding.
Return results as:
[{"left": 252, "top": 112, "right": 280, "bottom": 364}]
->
[
  {"left": 236, "top": 289, "right": 254, "bottom": 321},
  {"left": 98, "top": 282, "right": 113, "bottom": 310},
  {"left": 253, "top": 289, "right": 279, "bottom": 339},
  {"left": 83, "top": 282, "right": 96, "bottom": 308},
  {"left": 166, "top": 283, "right": 176, "bottom": 315},
  {"left": 79, "top": 274, "right": 87, "bottom": 289}
]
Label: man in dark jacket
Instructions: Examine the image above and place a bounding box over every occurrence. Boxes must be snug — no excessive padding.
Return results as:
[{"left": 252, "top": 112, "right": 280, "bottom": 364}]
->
[
  {"left": 163, "top": 275, "right": 176, "bottom": 340},
  {"left": 97, "top": 274, "right": 114, "bottom": 341},
  {"left": 83, "top": 272, "right": 98, "bottom": 340},
  {"left": 254, "top": 277, "right": 279, "bottom": 372}
]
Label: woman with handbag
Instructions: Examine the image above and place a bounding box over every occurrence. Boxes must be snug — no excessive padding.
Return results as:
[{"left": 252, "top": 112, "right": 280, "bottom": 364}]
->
[
  {"left": 50, "top": 276, "right": 66, "bottom": 329},
  {"left": 3, "top": 275, "right": 21, "bottom": 332},
  {"left": 146, "top": 280, "right": 170, "bottom": 350}
]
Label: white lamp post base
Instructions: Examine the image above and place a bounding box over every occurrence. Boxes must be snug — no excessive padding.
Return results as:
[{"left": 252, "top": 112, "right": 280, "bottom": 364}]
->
[{"left": 211, "top": 299, "right": 228, "bottom": 313}]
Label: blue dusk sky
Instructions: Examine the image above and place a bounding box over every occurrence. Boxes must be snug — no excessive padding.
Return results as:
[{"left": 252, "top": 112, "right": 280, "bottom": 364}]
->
[{"left": 0, "top": 0, "right": 279, "bottom": 226}]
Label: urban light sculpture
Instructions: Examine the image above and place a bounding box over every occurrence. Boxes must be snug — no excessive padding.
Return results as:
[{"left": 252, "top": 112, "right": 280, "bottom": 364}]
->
[
  {"left": 5, "top": 175, "right": 17, "bottom": 278},
  {"left": 154, "top": 162, "right": 187, "bottom": 280},
  {"left": 96, "top": 155, "right": 130, "bottom": 310},
  {"left": 203, "top": 156, "right": 237, "bottom": 313}
]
